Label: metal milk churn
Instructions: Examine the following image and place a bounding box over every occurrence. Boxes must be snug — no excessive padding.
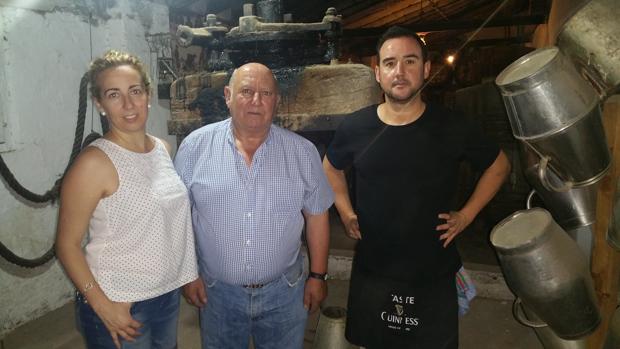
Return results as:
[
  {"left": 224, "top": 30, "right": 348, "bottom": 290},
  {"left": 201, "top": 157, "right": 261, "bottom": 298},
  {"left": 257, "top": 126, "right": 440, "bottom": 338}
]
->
[
  {"left": 519, "top": 144, "right": 597, "bottom": 260},
  {"left": 521, "top": 144, "right": 598, "bottom": 232},
  {"left": 312, "top": 306, "right": 353, "bottom": 349},
  {"left": 495, "top": 46, "right": 610, "bottom": 191},
  {"left": 514, "top": 300, "right": 587, "bottom": 349},
  {"left": 491, "top": 208, "right": 600, "bottom": 339},
  {"left": 555, "top": 0, "right": 620, "bottom": 99}
]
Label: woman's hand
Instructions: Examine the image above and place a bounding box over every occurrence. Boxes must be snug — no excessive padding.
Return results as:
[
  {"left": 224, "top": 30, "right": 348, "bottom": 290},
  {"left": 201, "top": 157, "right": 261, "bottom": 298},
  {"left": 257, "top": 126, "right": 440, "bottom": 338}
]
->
[{"left": 95, "top": 300, "right": 142, "bottom": 349}]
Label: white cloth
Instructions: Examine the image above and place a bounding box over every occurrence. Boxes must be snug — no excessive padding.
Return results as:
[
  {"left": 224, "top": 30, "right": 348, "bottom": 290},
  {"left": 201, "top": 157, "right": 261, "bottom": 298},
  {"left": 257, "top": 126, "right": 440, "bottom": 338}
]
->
[{"left": 85, "top": 136, "right": 198, "bottom": 302}]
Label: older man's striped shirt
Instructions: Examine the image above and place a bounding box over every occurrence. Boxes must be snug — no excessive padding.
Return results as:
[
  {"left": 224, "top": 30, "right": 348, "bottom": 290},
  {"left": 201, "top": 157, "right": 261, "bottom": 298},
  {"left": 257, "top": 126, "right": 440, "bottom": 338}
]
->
[{"left": 174, "top": 118, "right": 334, "bottom": 285}]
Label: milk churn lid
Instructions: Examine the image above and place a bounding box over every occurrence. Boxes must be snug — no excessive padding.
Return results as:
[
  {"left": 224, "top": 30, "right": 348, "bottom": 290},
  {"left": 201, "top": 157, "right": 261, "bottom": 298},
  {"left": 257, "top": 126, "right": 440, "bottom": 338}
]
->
[
  {"left": 490, "top": 208, "right": 553, "bottom": 250},
  {"left": 495, "top": 47, "right": 559, "bottom": 87}
]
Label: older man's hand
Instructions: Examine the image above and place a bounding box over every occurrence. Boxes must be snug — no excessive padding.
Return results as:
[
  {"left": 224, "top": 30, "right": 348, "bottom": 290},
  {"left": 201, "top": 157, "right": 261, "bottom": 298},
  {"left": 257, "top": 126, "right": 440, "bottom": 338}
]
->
[{"left": 303, "top": 277, "right": 327, "bottom": 314}]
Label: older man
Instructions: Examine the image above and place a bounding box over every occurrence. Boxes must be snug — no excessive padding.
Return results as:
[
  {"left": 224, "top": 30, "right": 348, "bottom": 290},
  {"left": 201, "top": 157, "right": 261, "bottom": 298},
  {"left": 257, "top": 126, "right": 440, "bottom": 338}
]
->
[{"left": 175, "top": 62, "right": 333, "bottom": 348}]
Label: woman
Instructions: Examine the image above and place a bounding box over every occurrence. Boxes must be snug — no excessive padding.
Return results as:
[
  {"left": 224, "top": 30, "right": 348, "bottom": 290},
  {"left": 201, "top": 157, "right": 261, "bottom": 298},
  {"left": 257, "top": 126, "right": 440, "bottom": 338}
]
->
[{"left": 56, "top": 50, "right": 198, "bottom": 349}]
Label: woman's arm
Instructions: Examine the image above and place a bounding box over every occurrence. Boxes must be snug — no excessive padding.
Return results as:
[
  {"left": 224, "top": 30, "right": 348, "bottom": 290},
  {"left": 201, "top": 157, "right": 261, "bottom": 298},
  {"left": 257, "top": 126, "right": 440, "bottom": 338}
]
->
[{"left": 55, "top": 147, "right": 141, "bottom": 348}]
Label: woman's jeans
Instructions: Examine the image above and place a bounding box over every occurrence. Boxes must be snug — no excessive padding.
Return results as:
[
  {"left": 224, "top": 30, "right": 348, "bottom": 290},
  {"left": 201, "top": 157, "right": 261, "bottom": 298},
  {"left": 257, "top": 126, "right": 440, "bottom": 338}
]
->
[
  {"left": 76, "top": 288, "right": 181, "bottom": 349},
  {"left": 199, "top": 262, "right": 308, "bottom": 349}
]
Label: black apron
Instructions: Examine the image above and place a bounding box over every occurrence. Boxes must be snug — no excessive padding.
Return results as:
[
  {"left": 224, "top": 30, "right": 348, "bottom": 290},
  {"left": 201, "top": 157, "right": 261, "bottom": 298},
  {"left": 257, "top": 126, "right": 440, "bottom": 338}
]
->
[{"left": 345, "top": 261, "right": 459, "bottom": 349}]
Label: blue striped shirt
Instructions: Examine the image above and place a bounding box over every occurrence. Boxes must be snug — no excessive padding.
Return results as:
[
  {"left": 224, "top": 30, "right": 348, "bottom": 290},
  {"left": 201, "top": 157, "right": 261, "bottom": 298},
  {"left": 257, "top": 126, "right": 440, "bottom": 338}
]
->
[{"left": 174, "top": 118, "right": 334, "bottom": 285}]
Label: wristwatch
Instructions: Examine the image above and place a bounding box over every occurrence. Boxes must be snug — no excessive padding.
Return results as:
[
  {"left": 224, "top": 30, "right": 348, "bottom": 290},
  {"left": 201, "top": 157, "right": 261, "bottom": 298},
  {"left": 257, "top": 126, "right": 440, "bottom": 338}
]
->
[{"left": 308, "top": 271, "right": 328, "bottom": 281}]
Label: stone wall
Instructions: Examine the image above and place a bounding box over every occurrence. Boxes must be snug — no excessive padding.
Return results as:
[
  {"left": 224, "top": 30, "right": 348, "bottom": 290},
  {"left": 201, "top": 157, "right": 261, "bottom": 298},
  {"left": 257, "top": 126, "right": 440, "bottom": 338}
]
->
[{"left": 168, "top": 62, "right": 383, "bottom": 142}]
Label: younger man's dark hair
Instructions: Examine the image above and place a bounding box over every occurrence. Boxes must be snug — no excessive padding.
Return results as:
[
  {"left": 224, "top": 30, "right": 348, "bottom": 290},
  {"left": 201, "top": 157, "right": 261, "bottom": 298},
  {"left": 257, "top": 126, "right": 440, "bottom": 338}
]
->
[{"left": 376, "top": 26, "right": 428, "bottom": 62}]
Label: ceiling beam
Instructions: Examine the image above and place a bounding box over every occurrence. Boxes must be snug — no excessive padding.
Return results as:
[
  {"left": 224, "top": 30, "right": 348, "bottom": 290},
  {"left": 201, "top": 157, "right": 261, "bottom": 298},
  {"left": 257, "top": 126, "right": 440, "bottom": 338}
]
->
[
  {"left": 340, "top": 33, "right": 531, "bottom": 58},
  {"left": 326, "top": 0, "right": 385, "bottom": 18},
  {"left": 359, "top": 3, "right": 423, "bottom": 27},
  {"left": 343, "top": 15, "right": 546, "bottom": 36},
  {"left": 427, "top": 0, "right": 450, "bottom": 20},
  {"left": 343, "top": 0, "right": 422, "bottom": 28},
  {"left": 400, "top": 0, "right": 501, "bottom": 26},
  {"left": 367, "top": 0, "right": 469, "bottom": 28},
  {"left": 343, "top": 0, "right": 503, "bottom": 29}
]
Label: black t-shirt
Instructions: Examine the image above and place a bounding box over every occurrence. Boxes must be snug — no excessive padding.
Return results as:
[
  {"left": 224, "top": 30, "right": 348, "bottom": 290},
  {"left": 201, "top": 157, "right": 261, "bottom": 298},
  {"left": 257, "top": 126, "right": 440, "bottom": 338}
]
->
[{"left": 326, "top": 103, "right": 499, "bottom": 282}]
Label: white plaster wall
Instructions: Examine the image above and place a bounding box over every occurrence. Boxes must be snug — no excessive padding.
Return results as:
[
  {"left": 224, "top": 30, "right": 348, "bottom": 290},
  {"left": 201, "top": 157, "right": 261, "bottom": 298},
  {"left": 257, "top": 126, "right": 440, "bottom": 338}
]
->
[{"left": 0, "top": 0, "right": 173, "bottom": 337}]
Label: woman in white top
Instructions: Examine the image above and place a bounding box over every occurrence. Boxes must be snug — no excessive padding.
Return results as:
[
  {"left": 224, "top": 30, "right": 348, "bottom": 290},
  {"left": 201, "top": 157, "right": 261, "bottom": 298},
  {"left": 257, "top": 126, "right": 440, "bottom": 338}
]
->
[{"left": 56, "top": 50, "right": 198, "bottom": 349}]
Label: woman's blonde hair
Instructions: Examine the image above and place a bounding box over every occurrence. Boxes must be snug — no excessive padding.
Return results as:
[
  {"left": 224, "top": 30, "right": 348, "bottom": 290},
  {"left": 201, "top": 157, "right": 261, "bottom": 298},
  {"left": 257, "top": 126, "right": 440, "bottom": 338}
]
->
[{"left": 88, "top": 50, "right": 152, "bottom": 99}]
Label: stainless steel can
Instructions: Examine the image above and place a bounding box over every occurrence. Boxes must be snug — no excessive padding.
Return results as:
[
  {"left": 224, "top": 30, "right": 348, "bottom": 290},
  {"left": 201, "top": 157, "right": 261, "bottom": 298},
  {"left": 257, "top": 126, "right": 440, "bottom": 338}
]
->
[
  {"left": 496, "top": 47, "right": 610, "bottom": 189},
  {"left": 491, "top": 208, "right": 600, "bottom": 339}
]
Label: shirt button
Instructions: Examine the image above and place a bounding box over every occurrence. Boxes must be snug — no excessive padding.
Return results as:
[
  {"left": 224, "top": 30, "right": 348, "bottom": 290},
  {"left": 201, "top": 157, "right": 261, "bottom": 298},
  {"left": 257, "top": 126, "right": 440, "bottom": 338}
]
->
[
  {"left": 246, "top": 264, "right": 251, "bottom": 270},
  {"left": 246, "top": 239, "right": 251, "bottom": 246},
  {"left": 246, "top": 212, "right": 252, "bottom": 218}
]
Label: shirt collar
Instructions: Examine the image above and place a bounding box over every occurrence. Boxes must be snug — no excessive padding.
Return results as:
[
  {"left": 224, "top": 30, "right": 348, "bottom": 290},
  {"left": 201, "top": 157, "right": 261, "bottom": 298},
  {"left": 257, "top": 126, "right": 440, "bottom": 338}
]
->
[{"left": 225, "top": 118, "right": 275, "bottom": 147}]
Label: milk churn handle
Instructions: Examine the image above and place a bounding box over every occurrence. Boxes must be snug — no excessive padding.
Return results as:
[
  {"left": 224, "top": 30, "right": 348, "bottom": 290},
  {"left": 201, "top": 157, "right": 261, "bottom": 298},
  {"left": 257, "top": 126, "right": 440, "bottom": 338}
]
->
[
  {"left": 512, "top": 298, "right": 548, "bottom": 328},
  {"left": 580, "top": 65, "right": 608, "bottom": 101},
  {"left": 538, "top": 156, "right": 573, "bottom": 193},
  {"left": 525, "top": 190, "right": 537, "bottom": 209}
]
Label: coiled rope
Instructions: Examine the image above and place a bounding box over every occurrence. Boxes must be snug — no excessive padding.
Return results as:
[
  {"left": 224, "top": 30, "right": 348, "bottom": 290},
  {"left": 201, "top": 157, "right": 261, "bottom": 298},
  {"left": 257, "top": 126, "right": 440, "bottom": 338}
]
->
[{"left": 0, "top": 72, "right": 92, "bottom": 268}]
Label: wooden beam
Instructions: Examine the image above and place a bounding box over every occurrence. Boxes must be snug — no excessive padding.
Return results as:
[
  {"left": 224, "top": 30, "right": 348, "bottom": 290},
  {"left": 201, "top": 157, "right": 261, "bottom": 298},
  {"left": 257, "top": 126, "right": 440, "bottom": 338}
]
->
[
  {"left": 394, "top": 2, "right": 463, "bottom": 25},
  {"left": 401, "top": 0, "right": 497, "bottom": 25},
  {"left": 427, "top": 0, "right": 450, "bottom": 20},
  {"left": 342, "top": 15, "right": 546, "bottom": 37},
  {"left": 376, "top": 0, "right": 482, "bottom": 28},
  {"left": 365, "top": 0, "right": 473, "bottom": 27},
  {"left": 343, "top": 0, "right": 422, "bottom": 28},
  {"left": 587, "top": 95, "right": 620, "bottom": 349},
  {"left": 343, "top": 0, "right": 503, "bottom": 28},
  {"left": 333, "top": 0, "right": 389, "bottom": 18},
  {"left": 363, "top": 2, "right": 425, "bottom": 27}
]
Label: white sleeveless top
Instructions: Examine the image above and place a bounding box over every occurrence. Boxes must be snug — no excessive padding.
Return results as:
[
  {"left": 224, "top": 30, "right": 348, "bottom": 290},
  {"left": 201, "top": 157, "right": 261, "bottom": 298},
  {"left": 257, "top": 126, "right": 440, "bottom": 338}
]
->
[{"left": 85, "top": 136, "right": 198, "bottom": 302}]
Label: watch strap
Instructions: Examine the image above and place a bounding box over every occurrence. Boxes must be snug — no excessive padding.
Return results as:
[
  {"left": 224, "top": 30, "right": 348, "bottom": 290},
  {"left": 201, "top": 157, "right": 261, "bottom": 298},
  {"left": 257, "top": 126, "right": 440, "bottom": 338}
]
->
[{"left": 308, "top": 271, "right": 328, "bottom": 281}]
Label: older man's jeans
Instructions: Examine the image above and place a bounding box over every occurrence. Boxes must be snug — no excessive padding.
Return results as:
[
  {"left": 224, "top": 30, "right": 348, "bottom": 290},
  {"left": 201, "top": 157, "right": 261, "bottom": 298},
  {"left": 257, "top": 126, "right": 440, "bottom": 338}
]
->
[
  {"left": 199, "top": 265, "right": 308, "bottom": 349},
  {"left": 75, "top": 288, "right": 180, "bottom": 349}
]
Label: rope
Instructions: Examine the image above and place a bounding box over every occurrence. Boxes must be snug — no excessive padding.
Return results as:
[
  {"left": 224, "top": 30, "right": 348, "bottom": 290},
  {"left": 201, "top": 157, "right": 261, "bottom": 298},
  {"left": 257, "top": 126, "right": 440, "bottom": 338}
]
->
[
  {"left": 0, "top": 157, "right": 61, "bottom": 203},
  {"left": 0, "top": 73, "right": 88, "bottom": 203},
  {"left": 0, "top": 72, "right": 89, "bottom": 268},
  {"left": 0, "top": 243, "right": 56, "bottom": 268},
  {"left": 67, "top": 73, "right": 89, "bottom": 170},
  {"left": 82, "top": 131, "right": 102, "bottom": 149}
]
